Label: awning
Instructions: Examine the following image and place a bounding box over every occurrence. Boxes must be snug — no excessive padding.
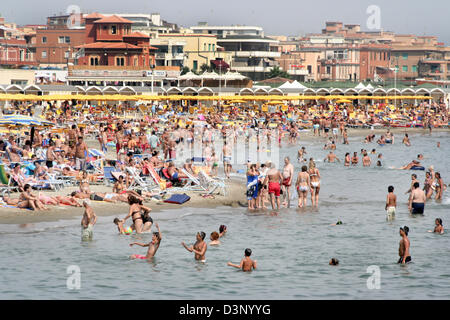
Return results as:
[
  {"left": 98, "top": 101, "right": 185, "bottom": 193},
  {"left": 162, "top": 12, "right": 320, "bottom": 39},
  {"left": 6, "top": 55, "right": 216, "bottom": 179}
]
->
[{"left": 211, "top": 59, "right": 230, "bottom": 69}]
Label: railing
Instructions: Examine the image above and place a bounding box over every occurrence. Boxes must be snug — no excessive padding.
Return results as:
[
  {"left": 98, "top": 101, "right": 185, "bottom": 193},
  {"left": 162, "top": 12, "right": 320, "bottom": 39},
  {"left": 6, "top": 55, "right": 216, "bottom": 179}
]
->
[{"left": 234, "top": 51, "right": 281, "bottom": 58}]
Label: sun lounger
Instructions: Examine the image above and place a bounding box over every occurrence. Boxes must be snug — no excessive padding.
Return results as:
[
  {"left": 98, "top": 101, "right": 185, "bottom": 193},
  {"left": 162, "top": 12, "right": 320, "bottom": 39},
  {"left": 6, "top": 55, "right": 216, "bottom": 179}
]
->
[
  {"left": 198, "top": 170, "right": 227, "bottom": 196},
  {"left": 125, "top": 167, "right": 159, "bottom": 192}
]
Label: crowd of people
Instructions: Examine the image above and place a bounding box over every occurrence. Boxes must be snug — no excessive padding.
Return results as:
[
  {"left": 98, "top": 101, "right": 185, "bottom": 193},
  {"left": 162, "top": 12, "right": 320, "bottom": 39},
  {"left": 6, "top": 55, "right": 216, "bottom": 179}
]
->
[{"left": 0, "top": 98, "right": 448, "bottom": 267}]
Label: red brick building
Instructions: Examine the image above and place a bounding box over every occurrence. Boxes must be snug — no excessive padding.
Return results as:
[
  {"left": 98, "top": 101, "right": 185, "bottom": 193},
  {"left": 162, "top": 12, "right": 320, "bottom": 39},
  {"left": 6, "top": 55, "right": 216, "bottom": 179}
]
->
[
  {"left": 75, "top": 13, "right": 155, "bottom": 67},
  {"left": 35, "top": 28, "right": 85, "bottom": 67},
  {"left": 359, "top": 44, "right": 391, "bottom": 81}
]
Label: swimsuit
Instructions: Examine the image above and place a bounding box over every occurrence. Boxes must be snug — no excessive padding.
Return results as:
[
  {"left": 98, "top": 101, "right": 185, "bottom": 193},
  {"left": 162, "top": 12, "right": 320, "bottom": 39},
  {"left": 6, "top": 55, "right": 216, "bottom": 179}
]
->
[
  {"left": 297, "top": 186, "right": 308, "bottom": 192},
  {"left": 134, "top": 254, "right": 147, "bottom": 260},
  {"left": 411, "top": 202, "right": 424, "bottom": 214},
  {"left": 386, "top": 207, "right": 396, "bottom": 220},
  {"left": 398, "top": 256, "right": 412, "bottom": 264},
  {"left": 268, "top": 182, "right": 281, "bottom": 197}
]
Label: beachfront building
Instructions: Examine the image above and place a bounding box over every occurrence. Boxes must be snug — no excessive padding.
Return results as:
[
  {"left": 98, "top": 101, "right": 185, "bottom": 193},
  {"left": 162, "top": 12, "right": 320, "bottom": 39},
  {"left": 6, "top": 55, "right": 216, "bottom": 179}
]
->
[
  {"left": 156, "top": 33, "right": 232, "bottom": 74},
  {"left": 190, "top": 23, "right": 280, "bottom": 81},
  {"left": 0, "top": 17, "right": 38, "bottom": 68},
  {"left": 277, "top": 50, "right": 321, "bottom": 82},
  {"left": 150, "top": 37, "right": 186, "bottom": 68}
]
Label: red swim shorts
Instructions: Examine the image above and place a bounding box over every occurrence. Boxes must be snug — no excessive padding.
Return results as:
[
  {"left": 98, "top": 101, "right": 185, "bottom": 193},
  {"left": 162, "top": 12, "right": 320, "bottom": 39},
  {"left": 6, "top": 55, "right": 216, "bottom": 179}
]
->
[{"left": 268, "top": 182, "right": 281, "bottom": 197}]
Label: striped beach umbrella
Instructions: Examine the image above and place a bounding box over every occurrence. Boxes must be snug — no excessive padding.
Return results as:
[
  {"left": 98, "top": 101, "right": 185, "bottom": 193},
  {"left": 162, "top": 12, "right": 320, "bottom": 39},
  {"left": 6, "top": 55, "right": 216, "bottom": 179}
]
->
[{"left": 0, "top": 115, "right": 43, "bottom": 127}]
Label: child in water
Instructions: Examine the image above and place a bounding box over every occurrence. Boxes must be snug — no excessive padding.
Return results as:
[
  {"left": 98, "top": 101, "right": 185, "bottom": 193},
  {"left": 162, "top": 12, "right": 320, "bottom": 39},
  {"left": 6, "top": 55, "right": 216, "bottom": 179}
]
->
[
  {"left": 114, "top": 218, "right": 133, "bottom": 235},
  {"left": 428, "top": 218, "right": 444, "bottom": 234},
  {"left": 227, "top": 248, "right": 257, "bottom": 272}
]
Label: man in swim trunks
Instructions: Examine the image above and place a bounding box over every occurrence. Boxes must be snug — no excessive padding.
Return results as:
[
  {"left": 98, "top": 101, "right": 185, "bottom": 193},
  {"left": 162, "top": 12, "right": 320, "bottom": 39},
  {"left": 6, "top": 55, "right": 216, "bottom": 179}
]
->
[
  {"left": 181, "top": 231, "right": 207, "bottom": 262},
  {"left": 281, "top": 157, "right": 294, "bottom": 208},
  {"left": 129, "top": 223, "right": 162, "bottom": 260},
  {"left": 398, "top": 226, "right": 411, "bottom": 264},
  {"left": 227, "top": 248, "right": 257, "bottom": 272},
  {"left": 385, "top": 185, "right": 397, "bottom": 221},
  {"left": 409, "top": 182, "right": 426, "bottom": 214},
  {"left": 263, "top": 163, "right": 283, "bottom": 211},
  {"left": 81, "top": 200, "right": 97, "bottom": 241}
]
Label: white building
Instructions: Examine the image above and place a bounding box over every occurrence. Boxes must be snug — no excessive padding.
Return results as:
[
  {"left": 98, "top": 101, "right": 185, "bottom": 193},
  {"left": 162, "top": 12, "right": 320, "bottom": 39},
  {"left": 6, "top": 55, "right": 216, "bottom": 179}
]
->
[{"left": 190, "top": 23, "right": 280, "bottom": 81}]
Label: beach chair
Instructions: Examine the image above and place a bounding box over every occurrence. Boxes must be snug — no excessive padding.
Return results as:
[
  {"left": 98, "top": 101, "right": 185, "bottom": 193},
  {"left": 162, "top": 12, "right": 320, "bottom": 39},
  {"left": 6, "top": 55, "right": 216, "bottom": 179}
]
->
[
  {"left": 198, "top": 170, "right": 227, "bottom": 196},
  {"left": 103, "top": 166, "right": 117, "bottom": 186},
  {"left": 0, "top": 164, "right": 20, "bottom": 196},
  {"left": 125, "top": 167, "right": 159, "bottom": 192},
  {"left": 180, "top": 169, "right": 208, "bottom": 192}
]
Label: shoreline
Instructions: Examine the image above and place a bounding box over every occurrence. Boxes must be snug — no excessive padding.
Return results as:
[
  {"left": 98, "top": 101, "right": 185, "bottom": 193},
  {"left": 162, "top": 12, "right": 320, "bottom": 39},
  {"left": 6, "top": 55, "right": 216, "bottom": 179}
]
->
[
  {"left": 0, "top": 179, "right": 246, "bottom": 225},
  {"left": 0, "top": 127, "right": 448, "bottom": 225}
]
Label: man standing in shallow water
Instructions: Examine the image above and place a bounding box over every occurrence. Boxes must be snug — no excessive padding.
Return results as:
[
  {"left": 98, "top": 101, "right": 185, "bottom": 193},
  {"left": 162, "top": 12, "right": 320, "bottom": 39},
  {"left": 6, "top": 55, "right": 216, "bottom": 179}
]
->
[
  {"left": 81, "top": 200, "right": 97, "bottom": 241},
  {"left": 263, "top": 163, "right": 283, "bottom": 211}
]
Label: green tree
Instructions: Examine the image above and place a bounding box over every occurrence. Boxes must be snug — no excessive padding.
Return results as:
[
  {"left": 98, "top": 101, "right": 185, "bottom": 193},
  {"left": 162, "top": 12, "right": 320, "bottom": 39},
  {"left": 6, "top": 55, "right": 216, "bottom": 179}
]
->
[
  {"left": 181, "top": 66, "right": 190, "bottom": 75},
  {"left": 268, "top": 66, "right": 290, "bottom": 79},
  {"left": 200, "top": 63, "right": 212, "bottom": 73}
]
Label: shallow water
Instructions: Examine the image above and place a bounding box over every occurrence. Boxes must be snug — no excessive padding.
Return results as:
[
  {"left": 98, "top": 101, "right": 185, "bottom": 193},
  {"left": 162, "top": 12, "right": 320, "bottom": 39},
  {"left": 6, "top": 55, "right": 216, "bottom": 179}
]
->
[{"left": 1, "top": 131, "right": 449, "bottom": 299}]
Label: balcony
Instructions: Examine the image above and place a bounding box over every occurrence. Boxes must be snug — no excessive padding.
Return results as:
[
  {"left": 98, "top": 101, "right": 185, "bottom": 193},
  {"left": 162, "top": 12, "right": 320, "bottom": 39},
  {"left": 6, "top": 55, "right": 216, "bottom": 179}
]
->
[
  {"left": 232, "top": 66, "right": 274, "bottom": 72},
  {"left": 234, "top": 51, "right": 281, "bottom": 58},
  {"left": 287, "top": 69, "right": 308, "bottom": 76}
]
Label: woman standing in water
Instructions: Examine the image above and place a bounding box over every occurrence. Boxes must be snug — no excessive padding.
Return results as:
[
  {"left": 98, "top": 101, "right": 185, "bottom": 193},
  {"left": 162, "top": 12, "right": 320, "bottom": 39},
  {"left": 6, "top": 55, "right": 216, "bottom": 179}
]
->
[
  {"left": 295, "top": 165, "right": 311, "bottom": 208},
  {"left": 434, "top": 172, "right": 445, "bottom": 201},
  {"left": 122, "top": 195, "right": 153, "bottom": 234},
  {"left": 398, "top": 226, "right": 411, "bottom": 264},
  {"left": 308, "top": 159, "right": 320, "bottom": 207}
]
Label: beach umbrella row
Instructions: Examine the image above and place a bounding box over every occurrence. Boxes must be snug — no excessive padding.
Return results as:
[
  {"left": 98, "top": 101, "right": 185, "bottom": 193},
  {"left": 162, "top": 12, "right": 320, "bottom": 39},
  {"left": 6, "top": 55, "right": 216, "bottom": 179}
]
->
[{"left": 0, "top": 93, "right": 433, "bottom": 102}]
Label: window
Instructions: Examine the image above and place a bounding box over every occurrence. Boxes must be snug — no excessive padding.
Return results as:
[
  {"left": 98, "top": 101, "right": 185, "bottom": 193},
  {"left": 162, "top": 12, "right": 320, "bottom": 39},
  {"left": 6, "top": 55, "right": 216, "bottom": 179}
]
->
[
  {"left": 402, "top": 53, "right": 408, "bottom": 60},
  {"left": 116, "top": 57, "right": 125, "bottom": 66},
  {"left": 212, "top": 44, "right": 215, "bottom": 51},
  {"left": 193, "top": 60, "right": 198, "bottom": 71},
  {"left": 58, "top": 36, "right": 65, "bottom": 44},
  {"left": 11, "top": 79, "right": 28, "bottom": 85},
  {"left": 42, "top": 36, "right": 47, "bottom": 44},
  {"left": 64, "top": 51, "right": 70, "bottom": 59},
  {"left": 65, "top": 36, "right": 70, "bottom": 43},
  {"left": 203, "top": 44, "right": 206, "bottom": 51},
  {"left": 402, "top": 65, "right": 408, "bottom": 72},
  {"left": 111, "top": 25, "right": 117, "bottom": 35},
  {"left": 90, "top": 57, "right": 99, "bottom": 66},
  {"left": 134, "top": 57, "right": 138, "bottom": 66},
  {"left": 42, "top": 51, "right": 47, "bottom": 58},
  {"left": 326, "top": 66, "right": 331, "bottom": 74},
  {"left": 208, "top": 44, "right": 211, "bottom": 51},
  {"left": 412, "top": 65, "right": 418, "bottom": 73}
]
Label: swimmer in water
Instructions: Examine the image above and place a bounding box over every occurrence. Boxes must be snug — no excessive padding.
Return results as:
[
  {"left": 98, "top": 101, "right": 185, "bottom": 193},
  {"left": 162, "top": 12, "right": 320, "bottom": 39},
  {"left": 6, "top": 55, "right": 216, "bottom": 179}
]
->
[
  {"left": 181, "top": 231, "right": 207, "bottom": 262},
  {"left": 209, "top": 231, "right": 221, "bottom": 246},
  {"left": 114, "top": 217, "right": 133, "bottom": 235},
  {"left": 219, "top": 225, "right": 227, "bottom": 238},
  {"left": 402, "top": 134, "right": 411, "bottom": 146},
  {"left": 227, "top": 248, "right": 257, "bottom": 272},
  {"left": 329, "top": 258, "right": 339, "bottom": 266},
  {"left": 398, "top": 226, "right": 411, "bottom": 264},
  {"left": 428, "top": 218, "right": 444, "bottom": 234},
  {"left": 129, "top": 222, "right": 162, "bottom": 260},
  {"left": 385, "top": 185, "right": 397, "bottom": 221},
  {"left": 330, "top": 220, "right": 343, "bottom": 226}
]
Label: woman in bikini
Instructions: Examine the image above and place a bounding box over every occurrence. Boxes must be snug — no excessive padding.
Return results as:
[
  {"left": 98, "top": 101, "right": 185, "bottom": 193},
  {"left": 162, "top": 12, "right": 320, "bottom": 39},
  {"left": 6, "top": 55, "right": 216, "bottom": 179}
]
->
[
  {"left": 123, "top": 195, "right": 153, "bottom": 234},
  {"left": 308, "top": 159, "right": 321, "bottom": 207},
  {"left": 295, "top": 165, "right": 311, "bottom": 208}
]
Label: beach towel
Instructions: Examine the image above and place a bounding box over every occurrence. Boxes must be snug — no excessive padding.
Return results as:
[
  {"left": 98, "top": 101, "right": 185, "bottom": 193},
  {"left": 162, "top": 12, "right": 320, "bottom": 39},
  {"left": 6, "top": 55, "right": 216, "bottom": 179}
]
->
[{"left": 163, "top": 193, "right": 190, "bottom": 204}]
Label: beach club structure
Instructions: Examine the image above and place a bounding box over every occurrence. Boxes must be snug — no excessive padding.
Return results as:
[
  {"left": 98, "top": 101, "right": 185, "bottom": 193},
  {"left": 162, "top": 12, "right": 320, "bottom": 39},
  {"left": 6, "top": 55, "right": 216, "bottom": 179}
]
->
[{"left": 0, "top": 79, "right": 447, "bottom": 109}]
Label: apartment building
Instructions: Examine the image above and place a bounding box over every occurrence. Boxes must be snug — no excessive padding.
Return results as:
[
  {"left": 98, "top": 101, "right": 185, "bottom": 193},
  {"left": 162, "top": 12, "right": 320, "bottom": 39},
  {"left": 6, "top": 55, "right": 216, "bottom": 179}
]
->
[{"left": 190, "top": 23, "right": 280, "bottom": 81}]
